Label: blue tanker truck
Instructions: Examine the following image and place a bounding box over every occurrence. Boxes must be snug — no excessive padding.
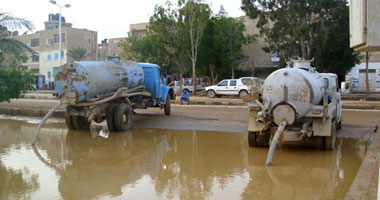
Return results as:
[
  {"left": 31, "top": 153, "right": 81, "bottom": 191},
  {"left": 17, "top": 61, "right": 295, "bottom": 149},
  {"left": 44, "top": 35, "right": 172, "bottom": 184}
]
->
[{"left": 55, "top": 59, "right": 175, "bottom": 131}]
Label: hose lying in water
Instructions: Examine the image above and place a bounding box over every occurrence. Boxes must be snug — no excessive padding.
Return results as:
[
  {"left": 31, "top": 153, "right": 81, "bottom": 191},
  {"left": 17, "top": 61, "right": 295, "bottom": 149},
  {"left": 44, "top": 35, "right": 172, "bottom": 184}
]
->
[
  {"left": 32, "top": 102, "right": 62, "bottom": 145},
  {"left": 266, "top": 121, "right": 287, "bottom": 166}
]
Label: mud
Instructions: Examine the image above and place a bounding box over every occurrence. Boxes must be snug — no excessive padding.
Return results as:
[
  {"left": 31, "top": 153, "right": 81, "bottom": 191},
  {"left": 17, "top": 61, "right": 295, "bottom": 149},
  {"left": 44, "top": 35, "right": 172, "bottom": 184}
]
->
[{"left": 0, "top": 118, "right": 374, "bottom": 200}]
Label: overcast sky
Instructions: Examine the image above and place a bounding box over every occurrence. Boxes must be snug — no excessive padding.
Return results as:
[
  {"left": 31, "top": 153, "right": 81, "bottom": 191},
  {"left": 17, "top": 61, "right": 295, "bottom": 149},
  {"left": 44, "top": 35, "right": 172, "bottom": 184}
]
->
[{"left": 3, "top": 0, "right": 245, "bottom": 42}]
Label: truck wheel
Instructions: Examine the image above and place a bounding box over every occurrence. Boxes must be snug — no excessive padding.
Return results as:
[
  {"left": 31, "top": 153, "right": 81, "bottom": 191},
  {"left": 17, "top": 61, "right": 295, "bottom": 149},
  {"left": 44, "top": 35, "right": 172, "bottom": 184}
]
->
[
  {"left": 324, "top": 121, "right": 337, "bottom": 151},
  {"left": 164, "top": 96, "right": 171, "bottom": 115},
  {"left": 207, "top": 90, "right": 216, "bottom": 98},
  {"left": 65, "top": 112, "right": 76, "bottom": 130},
  {"left": 248, "top": 132, "right": 270, "bottom": 147},
  {"left": 248, "top": 132, "right": 258, "bottom": 147},
  {"left": 239, "top": 90, "right": 248, "bottom": 99},
  {"left": 106, "top": 104, "right": 119, "bottom": 131},
  {"left": 337, "top": 121, "right": 342, "bottom": 130},
  {"left": 72, "top": 116, "right": 91, "bottom": 130},
  {"left": 312, "top": 136, "right": 324, "bottom": 150},
  {"left": 114, "top": 103, "right": 133, "bottom": 131}
]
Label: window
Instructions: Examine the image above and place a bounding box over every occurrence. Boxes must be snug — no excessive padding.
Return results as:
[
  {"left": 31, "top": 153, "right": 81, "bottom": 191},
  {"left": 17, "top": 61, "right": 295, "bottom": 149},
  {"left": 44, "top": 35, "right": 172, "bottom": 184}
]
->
[
  {"left": 241, "top": 78, "right": 254, "bottom": 86},
  {"left": 53, "top": 67, "right": 59, "bottom": 77},
  {"left": 32, "top": 55, "right": 39, "bottom": 62},
  {"left": 54, "top": 53, "right": 59, "bottom": 60},
  {"left": 46, "top": 39, "right": 53, "bottom": 46},
  {"left": 31, "top": 38, "right": 39, "bottom": 47},
  {"left": 47, "top": 55, "right": 51, "bottom": 61},
  {"left": 53, "top": 33, "right": 65, "bottom": 43},
  {"left": 230, "top": 80, "right": 237, "bottom": 86},
  {"left": 47, "top": 71, "right": 51, "bottom": 79},
  {"left": 218, "top": 80, "right": 228, "bottom": 86}
]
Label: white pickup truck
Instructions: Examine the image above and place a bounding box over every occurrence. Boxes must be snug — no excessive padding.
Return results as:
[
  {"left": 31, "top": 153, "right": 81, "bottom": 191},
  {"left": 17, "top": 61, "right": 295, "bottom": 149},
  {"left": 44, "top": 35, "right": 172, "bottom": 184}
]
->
[{"left": 205, "top": 77, "right": 257, "bottom": 98}]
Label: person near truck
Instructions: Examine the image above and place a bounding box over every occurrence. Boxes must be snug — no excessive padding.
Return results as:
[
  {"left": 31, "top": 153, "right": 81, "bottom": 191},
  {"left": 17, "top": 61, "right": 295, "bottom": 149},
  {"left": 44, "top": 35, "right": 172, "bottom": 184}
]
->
[{"left": 180, "top": 89, "right": 190, "bottom": 105}]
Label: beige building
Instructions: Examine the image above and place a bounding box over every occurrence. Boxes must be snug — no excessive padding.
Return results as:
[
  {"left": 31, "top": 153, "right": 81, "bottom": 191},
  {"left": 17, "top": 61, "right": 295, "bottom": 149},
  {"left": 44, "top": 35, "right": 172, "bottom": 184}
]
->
[
  {"left": 237, "top": 16, "right": 279, "bottom": 78},
  {"left": 98, "top": 22, "right": 149, "bottom": 61},
  {"left": 98, "top": 37, "right": 127, "bottom": 61},
  {"left": 128, "top": 23, "right": 149, "bottom": 39},
  {"left": 14, "top": 14, "right": 97, "bottom": 81}
]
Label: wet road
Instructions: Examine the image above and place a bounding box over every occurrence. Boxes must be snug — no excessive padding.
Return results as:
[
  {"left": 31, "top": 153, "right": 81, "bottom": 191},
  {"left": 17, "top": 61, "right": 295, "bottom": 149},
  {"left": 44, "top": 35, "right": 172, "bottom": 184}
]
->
[{"left": 0, "top": 118, "right": 373, "bottom": 200}]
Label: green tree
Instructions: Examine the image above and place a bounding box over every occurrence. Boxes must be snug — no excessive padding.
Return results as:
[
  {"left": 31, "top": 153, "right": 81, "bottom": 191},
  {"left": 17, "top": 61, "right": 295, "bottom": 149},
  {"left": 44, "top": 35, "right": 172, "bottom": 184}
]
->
[
  {"left": 241, "top": 0, "right": 358, "bottom": 76},
  {"left": 120, "top": 2, "right": 190, "bottom": 86},
  {"left": 178, "top": 0, "right": 211, "bottom": 94},
  {"left": 0, "top": 12, "right": 35, "bottom": 102},
  {"left": 213, "top": 12, "right": 253, "bottom": 79},
  {"left": 67, "top": 47, "right": 87, "bottom": 61}
]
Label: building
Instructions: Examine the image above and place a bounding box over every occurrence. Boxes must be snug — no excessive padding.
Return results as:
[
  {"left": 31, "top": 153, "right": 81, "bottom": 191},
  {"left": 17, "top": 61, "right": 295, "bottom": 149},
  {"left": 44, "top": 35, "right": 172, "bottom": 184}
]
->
[
  {"left": 98, "top": 23, "right": 149, "bottom": 61},
  {"left": 345, "top": 52, "right": 380, "bottom": 92},
  {"left": 98, "top": 37, "right": 127, "bottom": 61},
  {"left": 237, "top": 16, "right": 279, "bottom": 79},
  {"left": 128, "top": 23, "right": 149, "bottom": 39},
  {"left": 14, "top": 13, "right": 97, "bottom": 81}
]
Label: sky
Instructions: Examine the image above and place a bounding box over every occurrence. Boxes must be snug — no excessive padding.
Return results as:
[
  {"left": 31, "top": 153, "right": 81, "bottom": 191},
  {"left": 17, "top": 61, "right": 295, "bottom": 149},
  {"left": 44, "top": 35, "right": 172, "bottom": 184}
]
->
[{"left": 3, "top": 0, "right": 245, "bottom": 42}]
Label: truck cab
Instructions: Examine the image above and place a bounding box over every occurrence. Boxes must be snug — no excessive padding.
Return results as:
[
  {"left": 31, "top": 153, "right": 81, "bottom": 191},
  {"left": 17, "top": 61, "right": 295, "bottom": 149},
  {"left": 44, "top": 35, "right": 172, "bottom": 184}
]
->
[{"left": 139, "top": 63, "right": 175, "bottom": 103}]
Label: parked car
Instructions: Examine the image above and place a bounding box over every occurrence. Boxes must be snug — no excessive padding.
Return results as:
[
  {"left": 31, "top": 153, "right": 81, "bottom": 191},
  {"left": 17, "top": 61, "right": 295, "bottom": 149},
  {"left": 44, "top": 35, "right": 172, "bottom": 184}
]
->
[
  {"left": 205, "top": 77, "right": 257, "bottom": 98},
  {"left": 168, "top": 80, "right": 205, "bottom": 94}
]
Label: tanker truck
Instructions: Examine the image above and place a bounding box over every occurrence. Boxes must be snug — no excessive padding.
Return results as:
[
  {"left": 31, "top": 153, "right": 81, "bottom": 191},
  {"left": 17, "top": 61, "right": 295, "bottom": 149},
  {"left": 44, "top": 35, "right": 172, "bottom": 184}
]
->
[
  {"left": 54, "top": 59, "right": 175, "bottom": 131},
  {"left": 247, "top": 60, "right": 342, "bottom": 154}
]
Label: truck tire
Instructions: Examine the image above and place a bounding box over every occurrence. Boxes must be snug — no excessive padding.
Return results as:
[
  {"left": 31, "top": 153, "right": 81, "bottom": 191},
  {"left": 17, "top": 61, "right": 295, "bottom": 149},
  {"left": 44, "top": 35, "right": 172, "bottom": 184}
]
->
[
  {"left": 65, "top": 112, "right": 76, "bottom": 130},
  {"left": 114, "top": 103, "right": 133, "bottom": 131},
  {"left": 207, "top": 90, "right": 216, "bottom": 98},
  {"left": 312, "top": 136, "right": 324, "bottom": 150},
  {"left": 248, "top": 132, "right": 270, "bottom": 147},
  {"left": 337, "top": 121, "right": 342, "bottom": 130},
  {"left": 164, "top": 96, "right": 171, "bottom": 115},
  {"left": 324, "top": 121, "right": 337, "bottom": 151},
  {"left": 72, "top": 116, "right": 91, "bottom": 130},
  {"left": 239, "top": 90, "right": 248, "bottom": 99},
  {"left": 106, "top": 104, "right": 119, "bottom": 131},
  {"left": 248, "top": 132, "right": 258, "bottom": 147}
]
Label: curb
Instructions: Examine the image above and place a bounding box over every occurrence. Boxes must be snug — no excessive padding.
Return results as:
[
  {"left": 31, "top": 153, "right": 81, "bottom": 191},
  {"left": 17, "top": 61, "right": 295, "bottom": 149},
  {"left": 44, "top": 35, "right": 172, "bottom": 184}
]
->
[{"left": 0, "top": 107, "right": 65, "bottom": 118}]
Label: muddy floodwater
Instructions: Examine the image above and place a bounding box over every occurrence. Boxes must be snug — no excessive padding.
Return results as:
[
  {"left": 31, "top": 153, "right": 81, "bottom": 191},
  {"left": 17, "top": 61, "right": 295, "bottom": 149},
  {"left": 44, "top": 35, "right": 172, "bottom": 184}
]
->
[{"left": 0, "top": 118, "right": 371, "bottom": 200}]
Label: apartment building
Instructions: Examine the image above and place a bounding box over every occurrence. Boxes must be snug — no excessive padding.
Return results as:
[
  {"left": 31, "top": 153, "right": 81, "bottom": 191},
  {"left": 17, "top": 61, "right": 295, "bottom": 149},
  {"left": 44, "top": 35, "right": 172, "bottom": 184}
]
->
[
  {"left": 128, "top": 22, "right": 149, "bottom": 39},
  {"left": 14, "top": 14, "right": 97, "bottom": 81},
  {"left": 98, "top": 37, "right": 127, "bottom": 61}
]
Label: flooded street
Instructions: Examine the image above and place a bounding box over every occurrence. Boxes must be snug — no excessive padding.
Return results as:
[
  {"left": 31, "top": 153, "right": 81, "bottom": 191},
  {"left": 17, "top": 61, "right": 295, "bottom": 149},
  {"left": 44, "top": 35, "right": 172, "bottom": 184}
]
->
[
  {"left": 0, "top": 116, "right": 372, "bottom": 200},
  {"left": 0, "top": 117, "right": 372, "bottom": 199}
]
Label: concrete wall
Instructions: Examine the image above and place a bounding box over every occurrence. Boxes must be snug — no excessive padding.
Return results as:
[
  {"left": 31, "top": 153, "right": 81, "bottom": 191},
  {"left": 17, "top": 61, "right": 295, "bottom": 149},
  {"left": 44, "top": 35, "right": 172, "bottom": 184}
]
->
[
  {"left": 358, "top": 69, "right": 377, "bottom": 92},
  {"left": 346, "top": 62, "right": 380, "bottom": 92}
]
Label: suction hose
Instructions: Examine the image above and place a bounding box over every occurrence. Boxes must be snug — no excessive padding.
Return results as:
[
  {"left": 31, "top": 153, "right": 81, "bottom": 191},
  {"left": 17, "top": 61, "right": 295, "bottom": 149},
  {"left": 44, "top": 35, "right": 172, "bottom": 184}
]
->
[
  {"left": 266, "top": 121, "right": 287, "bottom": 166},
  {"left": 32, "top": 102, "right": 62, "bottom": 145}
]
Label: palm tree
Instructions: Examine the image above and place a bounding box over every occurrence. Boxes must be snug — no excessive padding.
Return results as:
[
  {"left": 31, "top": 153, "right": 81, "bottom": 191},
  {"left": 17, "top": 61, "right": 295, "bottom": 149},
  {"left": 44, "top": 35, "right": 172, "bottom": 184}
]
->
[
  {"left": 0, "top": 11, "right": 34, "bottom": 57},
  {"left": 0, "top": 11, "right": 35, "bottom": 102},
  {"left": 67, "top": 47, "right": 88, "bottom": 61}
]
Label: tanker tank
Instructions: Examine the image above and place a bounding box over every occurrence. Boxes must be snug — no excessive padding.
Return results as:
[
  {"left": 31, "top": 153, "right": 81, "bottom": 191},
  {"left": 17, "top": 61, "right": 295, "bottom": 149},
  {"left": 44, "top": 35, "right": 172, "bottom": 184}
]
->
[
  {"left": 262, "top": 61, "right": 325, "bottom": 125},
  {"left": 55, "top": 61, "right": 144, "bottom": 104}
]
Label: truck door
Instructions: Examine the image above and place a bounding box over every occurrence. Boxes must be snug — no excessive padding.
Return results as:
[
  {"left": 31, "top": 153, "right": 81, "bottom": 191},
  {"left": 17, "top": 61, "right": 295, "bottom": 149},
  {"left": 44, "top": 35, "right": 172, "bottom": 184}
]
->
[
  {"left": 215, "top": 80, "right": 229, "bottom": 95},
  {"left": 227, "top": 80, "right": 238, "bottom": 95},
  {"left": 143, "top": 67, "right": 160, "bottom": 98}
]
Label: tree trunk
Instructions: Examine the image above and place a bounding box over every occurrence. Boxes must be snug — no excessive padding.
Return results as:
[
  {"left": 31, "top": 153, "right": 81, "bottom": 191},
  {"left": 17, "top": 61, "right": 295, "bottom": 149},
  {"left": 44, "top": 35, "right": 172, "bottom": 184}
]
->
[
  {"left": 179, "top": 71, "right": 184, "bottom": 95},
  {"left": 231, "top": 65, "right": 235, "bottom": 79},
  {"left": 300, "top": 40, "right": 308, "bottom": 59},
  {"left": 192, "top": 61, "right": 196, "bottom": 95},
  {"left": 209, "top": 64, "right": 215, "bottom": 84},
  {"left": 366, "top": 52, "right": 369, "bottom": 95}
]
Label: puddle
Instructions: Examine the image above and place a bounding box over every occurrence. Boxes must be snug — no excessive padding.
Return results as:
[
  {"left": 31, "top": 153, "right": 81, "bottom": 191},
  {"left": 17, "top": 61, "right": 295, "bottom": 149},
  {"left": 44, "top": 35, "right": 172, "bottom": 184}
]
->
[{"left": 0, "top": 119, "right": 370, "bottom": 199}]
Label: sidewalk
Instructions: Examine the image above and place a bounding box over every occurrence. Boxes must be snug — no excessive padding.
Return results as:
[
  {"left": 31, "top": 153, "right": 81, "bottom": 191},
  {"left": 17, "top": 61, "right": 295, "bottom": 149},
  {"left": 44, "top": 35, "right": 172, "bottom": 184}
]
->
[{"left": 20, "top": 92, "right": 380, "bottom": 109}]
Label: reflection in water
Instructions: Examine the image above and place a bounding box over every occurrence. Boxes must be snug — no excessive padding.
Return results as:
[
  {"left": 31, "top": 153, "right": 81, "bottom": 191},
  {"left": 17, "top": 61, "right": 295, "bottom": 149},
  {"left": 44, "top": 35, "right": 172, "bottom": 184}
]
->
[{"left": 0, "top": 118, "right": 370, "bottom": 199}]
